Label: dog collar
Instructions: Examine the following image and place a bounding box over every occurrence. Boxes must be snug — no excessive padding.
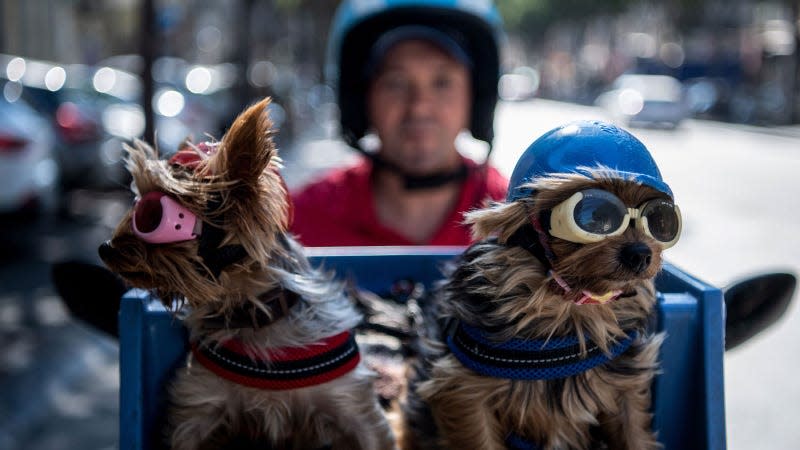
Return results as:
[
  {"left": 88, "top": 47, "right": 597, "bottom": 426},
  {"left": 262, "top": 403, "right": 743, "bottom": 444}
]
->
[
  {"left": 445, "top": 321, "right": 636, "bottom": 380},
  {"left": 192, "top": 330, "right": 360, "bottom": 390}
]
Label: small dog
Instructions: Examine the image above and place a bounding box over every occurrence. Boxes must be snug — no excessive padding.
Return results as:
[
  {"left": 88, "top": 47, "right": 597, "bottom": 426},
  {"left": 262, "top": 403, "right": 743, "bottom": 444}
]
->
[
  {"left": 99, "top": 99, "right": 395, "bottom": 450},
  {"left": 402, "top": 123, "right": 680, "bottom": 450}
]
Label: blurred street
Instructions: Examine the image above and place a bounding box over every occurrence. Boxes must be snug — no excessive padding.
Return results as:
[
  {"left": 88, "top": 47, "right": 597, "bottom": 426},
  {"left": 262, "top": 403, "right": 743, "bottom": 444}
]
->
[{"left": 1, "top": 99, "right": 799, "bottom": 449}]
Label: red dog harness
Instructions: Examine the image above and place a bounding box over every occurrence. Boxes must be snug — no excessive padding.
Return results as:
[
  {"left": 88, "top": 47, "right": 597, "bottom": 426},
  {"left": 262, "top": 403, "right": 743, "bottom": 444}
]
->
[{"left": 191, "top": 331, "right": 360, "bottom": 390}]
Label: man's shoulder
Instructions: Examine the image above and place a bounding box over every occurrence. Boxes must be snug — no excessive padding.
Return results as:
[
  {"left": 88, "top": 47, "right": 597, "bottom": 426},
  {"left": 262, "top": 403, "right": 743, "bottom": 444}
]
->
[
  {"left": 484, "top": 165, "right": 509, "bottom": 197},
  {"left": 463, "top": 161, "right": 508, "bottom": 201}
]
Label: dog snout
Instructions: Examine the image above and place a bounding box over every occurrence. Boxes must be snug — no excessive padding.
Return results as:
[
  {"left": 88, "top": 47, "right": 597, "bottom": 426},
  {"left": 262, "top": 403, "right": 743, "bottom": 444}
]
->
[{"left": 620, "top": 242, "right": 652, "bottom": 274}]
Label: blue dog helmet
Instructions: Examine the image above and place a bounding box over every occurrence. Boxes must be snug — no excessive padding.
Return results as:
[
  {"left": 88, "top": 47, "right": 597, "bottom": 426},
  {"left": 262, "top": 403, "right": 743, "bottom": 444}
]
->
[
  {"left": 326, "top": 0, "right": 504, "bottom": 147},
  {"left": 506, "top": 121, "right": 673, "bottom": 201}
]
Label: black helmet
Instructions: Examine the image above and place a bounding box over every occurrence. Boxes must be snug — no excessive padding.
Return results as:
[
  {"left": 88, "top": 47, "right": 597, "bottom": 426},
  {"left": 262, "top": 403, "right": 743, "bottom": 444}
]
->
[{"left": 326, "top": 0, "right": 504, "bottom": 148}]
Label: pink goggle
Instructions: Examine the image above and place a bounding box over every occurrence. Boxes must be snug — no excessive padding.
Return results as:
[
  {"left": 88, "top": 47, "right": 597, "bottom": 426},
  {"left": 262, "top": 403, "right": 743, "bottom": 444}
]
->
[{"left": 132, "top": 191, "right": 202, "bottom": 243}]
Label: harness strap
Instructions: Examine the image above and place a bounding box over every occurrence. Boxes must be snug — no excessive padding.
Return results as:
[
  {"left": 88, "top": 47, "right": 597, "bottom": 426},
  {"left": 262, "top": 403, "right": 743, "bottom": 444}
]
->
[
  {"left": 192, "top": 331, "right": 360, "bottom": 390},
  {"left": 446, "top": 321, "right": 636, "bottom": 380}
]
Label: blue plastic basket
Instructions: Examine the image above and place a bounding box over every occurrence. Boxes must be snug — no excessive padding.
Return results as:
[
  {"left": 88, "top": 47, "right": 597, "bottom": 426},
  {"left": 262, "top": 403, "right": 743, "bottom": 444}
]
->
[{"left": 118, "top": 247, "right": 726, "bottom": 449}]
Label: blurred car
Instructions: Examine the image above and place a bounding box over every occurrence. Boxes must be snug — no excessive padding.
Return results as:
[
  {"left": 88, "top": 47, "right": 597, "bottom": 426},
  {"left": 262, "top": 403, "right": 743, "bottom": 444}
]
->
[
  {"left": 595, "top": 74, "right": 689, "bottom": 128},
  {"left": 1, "top": 53, "right": 243, "bottom": 193},
  {"left": 0, "top": 93, "right": 58, "bottom": 216},
  {"left": 0, "top": 54, "right": 125, "bottom": 190}
]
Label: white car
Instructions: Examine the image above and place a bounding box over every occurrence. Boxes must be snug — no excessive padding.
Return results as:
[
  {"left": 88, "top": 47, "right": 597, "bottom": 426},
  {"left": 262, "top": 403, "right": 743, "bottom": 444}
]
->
[
  {"left": 595, "top": 74, "right": 689, "bottom": 128},
  {"left": 0, "top": 93, "right": 58, "bottom": 215}
]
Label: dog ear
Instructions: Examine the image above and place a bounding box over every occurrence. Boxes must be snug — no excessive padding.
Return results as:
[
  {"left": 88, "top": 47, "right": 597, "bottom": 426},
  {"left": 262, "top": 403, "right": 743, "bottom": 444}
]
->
[
  {"left": 465, "top": 200, "right": 530, "bottom": 241},
  {"left": 215, "top": 98, "right": 276, "bottom": 185}
]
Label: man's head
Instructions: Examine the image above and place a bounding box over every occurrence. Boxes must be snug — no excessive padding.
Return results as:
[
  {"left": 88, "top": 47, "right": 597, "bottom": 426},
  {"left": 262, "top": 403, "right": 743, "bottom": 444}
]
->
[
  {"left": 327, "top": 0, "right": 503, "bottom": 150},
  {"left": 366, "top": 30, "right": 471, "bottom": 175}
]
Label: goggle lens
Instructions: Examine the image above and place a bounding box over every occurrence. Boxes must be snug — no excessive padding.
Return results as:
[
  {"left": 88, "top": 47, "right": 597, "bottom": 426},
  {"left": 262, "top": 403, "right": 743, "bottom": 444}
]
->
[
  {"left": 549, "top": 189, "right": 681, "bottom": 247},
  {"left": 134, "top": 191, "right": 165, "bottom": 233},
  {"left": 573, "top": 189, "right": 627, "bottom": 235},
  {"left": 641, "top": 200, "right": 680, "bottom": 242}
]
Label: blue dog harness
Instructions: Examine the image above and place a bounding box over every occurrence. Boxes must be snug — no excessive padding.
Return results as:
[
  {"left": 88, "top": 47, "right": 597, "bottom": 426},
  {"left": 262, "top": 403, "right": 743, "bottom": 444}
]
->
[
  {"left": 446, "top": 321, "right": 637, "bottom": 380},
  {"left": 506, "top": 432, "right": 541, "bottom": 450},
  {"left": 445, "top": 321, "right": 637, "bottom": 449}
]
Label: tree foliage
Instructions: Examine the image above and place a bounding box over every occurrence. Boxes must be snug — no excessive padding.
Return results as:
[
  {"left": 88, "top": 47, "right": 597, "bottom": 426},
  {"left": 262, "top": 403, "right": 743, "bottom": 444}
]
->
[{"left": 496, "top": 0, "right": 632, "bottom": 40}]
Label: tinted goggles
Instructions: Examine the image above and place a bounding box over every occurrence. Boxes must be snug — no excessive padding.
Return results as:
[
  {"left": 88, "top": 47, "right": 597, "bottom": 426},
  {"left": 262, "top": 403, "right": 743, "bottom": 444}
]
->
[
  {"left": 548, "top": 189, "right": 681, "bottom": 248},
  {"left": 132, "top": 191, "right": 201, "bottom": 244}
]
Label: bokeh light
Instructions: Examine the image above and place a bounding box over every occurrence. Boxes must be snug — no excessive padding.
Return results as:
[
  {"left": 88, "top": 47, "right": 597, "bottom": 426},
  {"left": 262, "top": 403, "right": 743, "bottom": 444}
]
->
[
  {"left": 93, "top": 67, "right": 117, "bottom": 93},
  {"left": 6, "top": 57, "right": 26, "bottom": 81},
  {"left": 185, "top": 67, "right": 211, "bottom": 94},
  {"left": 154, "top": 89, "right": 185, "bottom": 117},
  {"left": 44, "top": 66, "right": 66, "bottom": 91}
]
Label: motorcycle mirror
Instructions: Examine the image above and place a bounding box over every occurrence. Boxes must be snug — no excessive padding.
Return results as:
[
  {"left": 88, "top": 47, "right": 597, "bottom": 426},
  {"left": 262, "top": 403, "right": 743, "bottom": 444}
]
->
[
  {"left": 723, "top": 271, "right": 796, "bottom": 351},
  {"left": 51, "top": 260, "right": 126, "bottom": 338}
]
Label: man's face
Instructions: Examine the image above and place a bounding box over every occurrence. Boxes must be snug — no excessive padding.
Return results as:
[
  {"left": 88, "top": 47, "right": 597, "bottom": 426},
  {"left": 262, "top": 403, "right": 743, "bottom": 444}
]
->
[{"left": 367, "top": 40, "right": 471, "bottom": 176}]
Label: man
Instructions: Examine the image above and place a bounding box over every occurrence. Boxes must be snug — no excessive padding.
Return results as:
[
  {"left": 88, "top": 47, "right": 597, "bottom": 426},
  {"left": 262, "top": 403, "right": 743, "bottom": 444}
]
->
[{"left": 291, "top": 0, "right": 507, "bottom": 246}]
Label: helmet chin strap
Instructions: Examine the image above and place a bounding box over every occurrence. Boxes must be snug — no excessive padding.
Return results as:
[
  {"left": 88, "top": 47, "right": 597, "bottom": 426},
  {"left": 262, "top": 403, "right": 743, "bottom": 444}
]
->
[
  {"left": 372, "top": 153, "right": 469, "bottom": 189},
  {"left": 356, "top": 146, "right": 467, "bottom": 190},
  {"left": 353, "top": 138, "right": 493, "bottom": 190}
]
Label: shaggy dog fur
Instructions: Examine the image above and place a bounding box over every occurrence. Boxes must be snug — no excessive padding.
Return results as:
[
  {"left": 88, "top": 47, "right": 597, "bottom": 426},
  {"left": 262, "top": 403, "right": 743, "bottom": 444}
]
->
[
  {"left": 402, "top": 172, "right": 668, "bottom": 450},
  {"left": 99, "top": 99, "right": 395, "bottom": 450}
]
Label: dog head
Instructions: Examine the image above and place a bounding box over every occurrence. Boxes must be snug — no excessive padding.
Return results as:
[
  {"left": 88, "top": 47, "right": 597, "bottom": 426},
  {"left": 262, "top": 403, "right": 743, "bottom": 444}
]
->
[
  {"left": 467, "top": 121, "right": 681, "bottom": 305},
  {"left": 99, "top": 98, "right": 289, "bottom": 308},
  {"left": 471, "top": 170, "right": 680, "bottom": 301}
]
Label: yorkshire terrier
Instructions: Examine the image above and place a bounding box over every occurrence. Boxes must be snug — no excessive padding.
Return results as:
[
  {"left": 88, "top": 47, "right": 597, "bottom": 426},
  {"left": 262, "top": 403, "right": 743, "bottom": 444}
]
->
[
  {"left": 99, "top": 99, "right": 395, "bottom": 450},
  {"left": 402, "top": 122, "right": 681, "bottom": 450}
]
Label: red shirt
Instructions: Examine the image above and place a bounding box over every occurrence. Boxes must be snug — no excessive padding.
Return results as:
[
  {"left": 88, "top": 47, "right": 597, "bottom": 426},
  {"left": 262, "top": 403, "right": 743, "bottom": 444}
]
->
[{"left": 290, "top": 158, "right": 508, "bottom": 247}]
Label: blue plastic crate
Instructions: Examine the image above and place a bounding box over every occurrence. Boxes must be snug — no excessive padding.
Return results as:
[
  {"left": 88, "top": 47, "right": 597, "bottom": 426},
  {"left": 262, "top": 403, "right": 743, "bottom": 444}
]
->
[{"left": 119, "top": 247, "right": 726, "bottom": 449}]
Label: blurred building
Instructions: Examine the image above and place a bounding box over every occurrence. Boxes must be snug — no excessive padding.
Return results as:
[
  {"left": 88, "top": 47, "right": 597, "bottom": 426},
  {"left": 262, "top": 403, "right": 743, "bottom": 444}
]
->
[
  {"left": 0, "top": 0, "right": 342, "bottom": 145},
  {"left": 515, "top": 0, "right": 800, "bottom": 125},
  {"left": 0, "top": 0, "right": 139, "bottom": 64}
]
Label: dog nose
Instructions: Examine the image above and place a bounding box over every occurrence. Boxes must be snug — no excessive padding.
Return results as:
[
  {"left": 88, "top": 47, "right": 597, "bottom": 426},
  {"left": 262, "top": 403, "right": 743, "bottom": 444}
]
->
[
  {"left": 98, "top": 241, "right": 115, "bottom": 262},
  {"left": 620, "top": 243, "right": 652, "bottom": 274}
]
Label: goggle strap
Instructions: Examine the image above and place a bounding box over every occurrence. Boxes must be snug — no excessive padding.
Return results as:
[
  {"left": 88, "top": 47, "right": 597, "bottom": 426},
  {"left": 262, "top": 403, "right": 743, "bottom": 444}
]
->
[
  {"left": 518, "top": 211, "right": 574, "bottom": 294},
  {"left": 529, "top": 212, "right": 559, "bottom": 265},
  {"left": 197, "top": 214, "right": 247, "bottom": 278}
]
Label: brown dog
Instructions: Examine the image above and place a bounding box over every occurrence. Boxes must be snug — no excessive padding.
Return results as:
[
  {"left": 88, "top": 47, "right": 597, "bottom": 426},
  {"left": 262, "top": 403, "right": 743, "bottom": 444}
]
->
[
  {"left": 99, "top": 99, "right": 395, "bottom": 450},
  {"left": 402, "top": 122, "right": 681, "bottom": 450}
]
